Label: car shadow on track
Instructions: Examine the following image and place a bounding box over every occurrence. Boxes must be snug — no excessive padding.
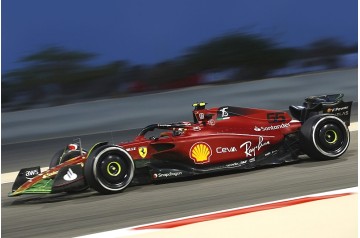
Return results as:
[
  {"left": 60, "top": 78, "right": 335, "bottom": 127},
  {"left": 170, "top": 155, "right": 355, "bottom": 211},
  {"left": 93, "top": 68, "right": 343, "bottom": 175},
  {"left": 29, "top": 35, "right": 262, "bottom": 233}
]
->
[
  {"left": 151, "top": 156, "right": 346, "bottom": 186},
  {"left": 6, "top": 191, "right": 95, "bottom": 206},
  {"left": 5, "top": 156, "right": 348, "bottom": 205},
  {"left": 290, "top": 156, "right": 350, "bottom": 168},
  {"left": 5, "top": 185, "right": 145, "bottom": 206}
]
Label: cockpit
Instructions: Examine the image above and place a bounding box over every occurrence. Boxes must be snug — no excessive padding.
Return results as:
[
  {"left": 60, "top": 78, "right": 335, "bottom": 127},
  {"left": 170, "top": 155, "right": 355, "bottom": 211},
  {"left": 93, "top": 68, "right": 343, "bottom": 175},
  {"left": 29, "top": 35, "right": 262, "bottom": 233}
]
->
[
  {"left": 136, "top": 122, "right": 192, "bottom": 140},
  {"left": 192, "top": 102, "right": 214, "bottom": 124},
  {"left": 136, "top": 102, "right": 212, "bottom": 140}
]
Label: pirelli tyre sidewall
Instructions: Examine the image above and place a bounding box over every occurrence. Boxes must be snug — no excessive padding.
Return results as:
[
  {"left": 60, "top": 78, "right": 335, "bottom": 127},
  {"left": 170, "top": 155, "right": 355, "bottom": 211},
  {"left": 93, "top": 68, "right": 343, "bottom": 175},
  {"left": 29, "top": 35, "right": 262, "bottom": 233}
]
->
[
  {"left": 84, "top": 145, "right": 135, "bottom": 194},
  {"left": 300, "top": 115, "right": 350, "bottom": 160}
]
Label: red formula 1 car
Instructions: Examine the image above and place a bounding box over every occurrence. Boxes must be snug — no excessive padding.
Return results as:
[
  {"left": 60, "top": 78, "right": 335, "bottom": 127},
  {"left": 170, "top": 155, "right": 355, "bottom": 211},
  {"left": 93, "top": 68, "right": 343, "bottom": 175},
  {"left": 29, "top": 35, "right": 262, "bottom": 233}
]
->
[{"left": 9, "top": 94, "right": 352, "bottom": 196}]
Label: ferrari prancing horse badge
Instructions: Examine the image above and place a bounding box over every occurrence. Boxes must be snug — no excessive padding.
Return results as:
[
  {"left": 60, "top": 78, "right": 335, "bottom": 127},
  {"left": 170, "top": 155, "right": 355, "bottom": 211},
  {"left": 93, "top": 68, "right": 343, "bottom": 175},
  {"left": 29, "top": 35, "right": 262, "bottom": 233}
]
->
[{"left": 138, "top": 146, "right": 147, "bottom": 158}]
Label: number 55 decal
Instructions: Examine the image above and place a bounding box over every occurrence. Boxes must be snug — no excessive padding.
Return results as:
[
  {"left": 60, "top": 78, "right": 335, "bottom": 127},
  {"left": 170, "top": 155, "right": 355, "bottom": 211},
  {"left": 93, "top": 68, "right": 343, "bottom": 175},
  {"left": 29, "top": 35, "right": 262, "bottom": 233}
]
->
[{"left": 267, "top": 112, "right": 286, "bottom": 123}]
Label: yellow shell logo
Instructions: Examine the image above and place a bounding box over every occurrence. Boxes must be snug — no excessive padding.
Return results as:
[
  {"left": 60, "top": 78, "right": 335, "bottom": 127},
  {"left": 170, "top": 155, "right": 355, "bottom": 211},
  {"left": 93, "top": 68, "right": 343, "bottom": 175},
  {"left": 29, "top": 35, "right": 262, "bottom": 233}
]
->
[{"left": 190, "top": 142, "right": 212, "bottom": 164}]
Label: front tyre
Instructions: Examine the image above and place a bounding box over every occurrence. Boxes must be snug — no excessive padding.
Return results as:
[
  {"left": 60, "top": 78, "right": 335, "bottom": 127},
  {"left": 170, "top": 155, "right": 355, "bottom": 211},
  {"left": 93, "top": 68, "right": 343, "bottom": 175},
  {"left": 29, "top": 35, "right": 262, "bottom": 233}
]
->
[
  {"left": 49, "top": 149, "right": 86, "bottom": 168},
  {"left": 50, "top": 148, "right": 89, "bottom": 193},
  {"left": 84, "top": 145, "right": 135, "bottom": 194},
  {"left": 300, "top": 115, "right": 350, "bottom": 160}
]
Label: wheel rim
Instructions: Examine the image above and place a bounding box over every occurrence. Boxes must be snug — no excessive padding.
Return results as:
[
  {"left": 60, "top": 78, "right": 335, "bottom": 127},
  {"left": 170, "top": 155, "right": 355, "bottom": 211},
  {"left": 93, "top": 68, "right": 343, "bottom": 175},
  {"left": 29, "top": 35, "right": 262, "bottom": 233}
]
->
[
  {"left": 314, "top": 118, "right": 349, "bottom": 157},
  {"left": 107, "top": 161, "right": 122, "bottom": 176},
  {"left": 94, "top": 149, "right": 134, "bottom": 191},
  {"left": 324, "top": 130, "right": 338, "bottom": 144}
]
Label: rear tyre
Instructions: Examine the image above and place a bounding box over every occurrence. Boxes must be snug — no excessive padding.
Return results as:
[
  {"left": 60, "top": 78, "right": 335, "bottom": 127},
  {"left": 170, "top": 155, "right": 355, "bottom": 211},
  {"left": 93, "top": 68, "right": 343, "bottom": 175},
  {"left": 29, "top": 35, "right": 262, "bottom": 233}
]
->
[
  {"left": 84, "top": 145, "right": 135, "bottom": 194},
  {"left": 300, "top": 115, "right": 350, "bottom": 160}
]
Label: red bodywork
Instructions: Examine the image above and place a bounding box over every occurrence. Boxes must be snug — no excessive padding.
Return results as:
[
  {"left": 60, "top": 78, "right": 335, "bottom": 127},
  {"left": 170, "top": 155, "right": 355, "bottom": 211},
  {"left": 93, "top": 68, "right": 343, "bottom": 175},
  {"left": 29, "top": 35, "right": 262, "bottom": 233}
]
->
[
  {"left": 119, "top": 106, "right": 301, "bottom": 166},
  {"left": 10, "top": 105, "right": 302, "bottom": 196},
  {"left": 10, "top": 94, "right": 352, "bottom": 196}
]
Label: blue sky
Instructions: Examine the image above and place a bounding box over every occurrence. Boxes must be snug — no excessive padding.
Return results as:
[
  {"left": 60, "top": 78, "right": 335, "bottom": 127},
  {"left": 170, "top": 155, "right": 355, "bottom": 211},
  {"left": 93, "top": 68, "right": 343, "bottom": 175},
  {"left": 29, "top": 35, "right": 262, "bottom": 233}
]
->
[{"left": 2, "top": 0, "right": 358, "bottom": 72}]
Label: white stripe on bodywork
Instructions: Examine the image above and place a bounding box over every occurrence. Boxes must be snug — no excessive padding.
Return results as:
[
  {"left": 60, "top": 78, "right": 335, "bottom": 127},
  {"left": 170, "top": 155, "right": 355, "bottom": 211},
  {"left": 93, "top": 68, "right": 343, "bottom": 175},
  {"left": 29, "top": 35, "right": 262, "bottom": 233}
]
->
[{"left": 206, "top": 133, "right": 275, "bottom": 138}]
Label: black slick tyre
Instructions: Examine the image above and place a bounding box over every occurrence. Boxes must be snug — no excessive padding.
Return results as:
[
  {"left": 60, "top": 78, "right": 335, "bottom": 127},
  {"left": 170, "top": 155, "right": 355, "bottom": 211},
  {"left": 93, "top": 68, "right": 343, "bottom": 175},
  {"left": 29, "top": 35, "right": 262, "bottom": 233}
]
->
[
  {"left": 50, "top": 148, "right": 89, "bottom": 193},
  {"left": 300, "top": 115, "right": 350, "bottom": 160},
  {"left": 49, "top": 149, "right": 85, "bottom": 168},
  {"left": 84, "top": 145, "right": 135, "bottom": 194}
]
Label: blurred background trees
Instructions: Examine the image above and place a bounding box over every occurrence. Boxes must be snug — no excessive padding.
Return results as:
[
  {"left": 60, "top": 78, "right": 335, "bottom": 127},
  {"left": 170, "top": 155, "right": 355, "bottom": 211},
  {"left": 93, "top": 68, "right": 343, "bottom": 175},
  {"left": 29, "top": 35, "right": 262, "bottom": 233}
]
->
[
  {"left": 2, "top": 33, "right": 357, "bottom": 111},
  {"left": 183, "top": 33, "right": 296, "bottom": 79}
]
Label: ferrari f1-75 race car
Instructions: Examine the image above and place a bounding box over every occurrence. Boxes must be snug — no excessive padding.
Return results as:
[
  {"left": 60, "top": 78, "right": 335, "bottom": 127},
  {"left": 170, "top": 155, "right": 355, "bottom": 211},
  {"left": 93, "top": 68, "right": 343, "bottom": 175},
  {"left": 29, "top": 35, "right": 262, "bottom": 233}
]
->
[{"left": 9, "top": 93, "right": 352, "bottom": 196}]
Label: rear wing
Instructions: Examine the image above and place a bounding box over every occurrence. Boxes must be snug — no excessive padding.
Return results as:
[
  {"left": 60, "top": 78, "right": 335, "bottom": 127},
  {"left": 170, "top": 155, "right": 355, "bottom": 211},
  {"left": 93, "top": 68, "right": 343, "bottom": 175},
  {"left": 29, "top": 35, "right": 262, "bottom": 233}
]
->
[{"left": 289, "top": 93, "right": 352, "bottom": 126}]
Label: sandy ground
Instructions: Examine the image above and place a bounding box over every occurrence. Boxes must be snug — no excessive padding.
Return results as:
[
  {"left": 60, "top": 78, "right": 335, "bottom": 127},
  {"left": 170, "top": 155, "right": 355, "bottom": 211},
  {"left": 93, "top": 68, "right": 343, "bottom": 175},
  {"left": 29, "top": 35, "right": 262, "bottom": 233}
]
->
[{"left": 122, "top": 194, "right": 358, "bottom": 238}]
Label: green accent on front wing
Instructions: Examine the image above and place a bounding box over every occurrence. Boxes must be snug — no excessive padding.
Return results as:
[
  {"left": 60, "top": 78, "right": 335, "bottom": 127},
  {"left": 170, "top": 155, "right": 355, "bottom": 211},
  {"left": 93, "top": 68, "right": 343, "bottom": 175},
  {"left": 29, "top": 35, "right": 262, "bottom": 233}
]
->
[{"left": 8, "top": 179, "right": 54, "bottom": 197}]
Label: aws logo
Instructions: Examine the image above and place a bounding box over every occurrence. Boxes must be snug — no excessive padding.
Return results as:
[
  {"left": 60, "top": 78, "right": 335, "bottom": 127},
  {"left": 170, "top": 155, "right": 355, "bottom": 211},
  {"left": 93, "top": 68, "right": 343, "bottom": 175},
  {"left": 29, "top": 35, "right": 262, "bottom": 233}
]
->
[{"left": 189, "top": 142, "right": 212, "bottom": 164}]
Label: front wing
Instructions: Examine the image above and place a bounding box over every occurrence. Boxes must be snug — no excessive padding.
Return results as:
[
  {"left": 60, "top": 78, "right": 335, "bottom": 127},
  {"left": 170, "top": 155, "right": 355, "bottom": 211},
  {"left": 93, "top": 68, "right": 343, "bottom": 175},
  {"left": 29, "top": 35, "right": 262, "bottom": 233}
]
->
[{"left": 9, "top": 164, "right": 87, "bottom": 197}]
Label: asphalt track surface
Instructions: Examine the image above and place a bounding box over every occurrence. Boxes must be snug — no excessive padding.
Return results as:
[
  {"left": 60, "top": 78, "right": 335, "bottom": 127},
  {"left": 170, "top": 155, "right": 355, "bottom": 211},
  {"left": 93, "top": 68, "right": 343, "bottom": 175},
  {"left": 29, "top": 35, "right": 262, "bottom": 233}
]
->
[
  {"left": 1, "top": 69, "right": 358, "bottom": 237},
  {"left": 1, "top": 132, "right": 358, "bottom": 237}
]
